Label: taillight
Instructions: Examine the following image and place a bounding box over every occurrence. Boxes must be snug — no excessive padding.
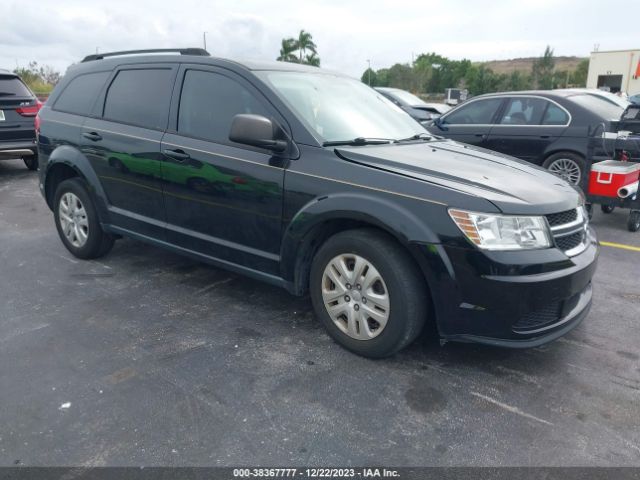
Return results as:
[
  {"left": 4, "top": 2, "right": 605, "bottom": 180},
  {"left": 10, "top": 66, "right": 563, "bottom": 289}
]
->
[
  {"left": 16, "top": 100, "right": 43, "bottom": 117},
  {"left": 35, "top": 112, "right": 41, "bottom": 135}
]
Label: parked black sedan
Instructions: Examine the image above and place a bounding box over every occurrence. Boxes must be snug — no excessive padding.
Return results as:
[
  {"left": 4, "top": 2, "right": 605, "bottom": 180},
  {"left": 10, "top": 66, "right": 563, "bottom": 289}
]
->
[
  {"left": 426, "top": 90, "right": 624, "bottom": 185},
  {"left": 375, "top": 87, "right": 450, "bottom": 126}
]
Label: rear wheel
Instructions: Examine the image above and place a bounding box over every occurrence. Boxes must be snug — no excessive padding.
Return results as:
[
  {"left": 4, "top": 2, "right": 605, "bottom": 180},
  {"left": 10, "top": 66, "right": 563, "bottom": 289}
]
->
[
  {"left": 23, "top": 156, "right": 38, "bottom": 171},
  {"left": 628, "top": 211, "right": 640, "bottom": 232},
  {"left": 54, "top": 178, "right": 115, "bottom": 259},
  {"left": 543, "top": 152, "right": 585, "bottom": 185},
  {"left": 310, "top": 229, "right": 428, "bottom": 358}
]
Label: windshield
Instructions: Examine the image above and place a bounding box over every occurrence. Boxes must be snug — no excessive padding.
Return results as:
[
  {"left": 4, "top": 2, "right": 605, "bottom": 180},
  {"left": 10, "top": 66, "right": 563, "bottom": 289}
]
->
[
  {"left": 569, "top": 93, "right": 624, "bottom": 120},
  {"left": 386, "top": 89, "right": 428, "bottom": 106},
  {"left": 258, "top": 71, "right": 425, "bottom": 143}
]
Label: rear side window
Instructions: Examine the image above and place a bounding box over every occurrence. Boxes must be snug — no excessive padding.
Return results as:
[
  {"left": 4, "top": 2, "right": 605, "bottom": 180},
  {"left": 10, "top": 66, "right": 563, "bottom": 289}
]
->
[
  {"left": 542, "top": 103, "right": 570, "bottom": 125},
  {"left": 443, "top": 98, "right": 502, "bottom": 125},
  {"left": 103, "top": 69, "right": 174, "bottom": 130},
  {"left": 0, "top": 75, "right": 33, "bottom": 97},
  {"left": 499, "top": 97, "right": 548, "bottom": 125},
  {"left": 54, "top": 72, "right": 109, "bottom": 116},
  {"left": 178, "top": 70, "right": 269, "bottom": 144}
]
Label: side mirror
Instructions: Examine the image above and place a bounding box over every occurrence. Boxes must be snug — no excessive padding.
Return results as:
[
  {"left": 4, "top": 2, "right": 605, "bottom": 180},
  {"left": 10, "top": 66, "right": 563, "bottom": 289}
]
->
[
  {"left": 229, "top": 114, "right": 287, "bottom": 153},
  {"left": 434, "top": 116, "right": 448, "bottom": 131}
]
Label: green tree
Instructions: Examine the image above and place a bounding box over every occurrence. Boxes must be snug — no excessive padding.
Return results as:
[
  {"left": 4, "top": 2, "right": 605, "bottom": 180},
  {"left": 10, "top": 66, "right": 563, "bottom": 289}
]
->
[
  {"left": 361, "top": 68, "right": 377, "bottom": 86},
  {"left": 276, "top": 30, "right": 320, "bottom": 66},
  {"left": 277, "top": 38, "right": 298, "bottom": 63},
  {"left": 532, "top": 46, "right": 555, "bottom": 90},
  {"left": 13, "top": 61, "right": 61, "bottom": 94},
  {"left": 570, "top": 59, "right": 589, "bottom": 87}
]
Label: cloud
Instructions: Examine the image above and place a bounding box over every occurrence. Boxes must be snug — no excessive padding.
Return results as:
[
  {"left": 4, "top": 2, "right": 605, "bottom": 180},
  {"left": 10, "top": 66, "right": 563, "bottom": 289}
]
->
[{"left": 0, "top": 0, "right": 636, "bottom": 78}]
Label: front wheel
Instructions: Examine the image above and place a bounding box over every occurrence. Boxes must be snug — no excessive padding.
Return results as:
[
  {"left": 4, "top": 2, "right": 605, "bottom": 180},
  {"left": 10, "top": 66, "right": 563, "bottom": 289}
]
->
[
  {"left": 310, "top": 229, "right": 428, "bottom": 358},
  {"left": 543, "top": 152, "right": 585, "bottom": 185},
  {"left": 628, "top": 211, "right": 640, "bottom": 232},
  {"left": 54, "top": 178, "right": 115, "bottom": 259}
]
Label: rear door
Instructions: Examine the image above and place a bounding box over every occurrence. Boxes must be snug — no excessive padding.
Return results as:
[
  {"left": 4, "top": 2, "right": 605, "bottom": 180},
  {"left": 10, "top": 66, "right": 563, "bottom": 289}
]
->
[
  {"left": 80, "top": 64, "right": 177, "bottom": 238},
  {"left": 484, "top": 96, "right": 570, "bottom": 164},
  {"left": 0, "top": 74, "right": 37, "bottom": 150},
  {"left": 160, "top": 65, "right": 286, "bottom": 274},
  {"left": 432, "top": 97, "right": 504, "bottom": 147}
]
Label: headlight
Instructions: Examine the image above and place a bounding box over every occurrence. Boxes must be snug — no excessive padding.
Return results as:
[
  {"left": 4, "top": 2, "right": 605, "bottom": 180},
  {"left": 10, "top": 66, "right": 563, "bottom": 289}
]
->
[{"left": 449, "top": 209, "right": 552, "bottom": 250}]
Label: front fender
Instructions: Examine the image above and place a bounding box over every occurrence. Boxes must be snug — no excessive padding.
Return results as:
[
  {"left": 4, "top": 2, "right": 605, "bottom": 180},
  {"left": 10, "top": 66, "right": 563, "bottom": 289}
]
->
[{"left": 280, "top": 192, "right": 443, "bottom": 286}]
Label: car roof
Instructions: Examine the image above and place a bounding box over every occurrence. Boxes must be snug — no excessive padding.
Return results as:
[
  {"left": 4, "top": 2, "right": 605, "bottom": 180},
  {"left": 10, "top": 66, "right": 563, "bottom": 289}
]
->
[
  {"left": 474, "top": 90, "right": 578, "bottom": 99},
  {"left": 69, "top": 52, "right": 346, "bottom": 77}
]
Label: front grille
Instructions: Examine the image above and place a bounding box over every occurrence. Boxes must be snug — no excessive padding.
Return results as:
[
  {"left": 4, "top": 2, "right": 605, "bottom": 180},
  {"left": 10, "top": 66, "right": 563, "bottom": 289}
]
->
[
  {"left": 555, "top": 231, "right": 584, "bottom": 251},
  {"left": 546, "top": 209, "right": 578, "bottom": 227},
  {"left": 545, "top": 208, "right": 587, "bottom": 255},
  {"left": 513, "top": 301, "right": 562, "bottom": 331}
]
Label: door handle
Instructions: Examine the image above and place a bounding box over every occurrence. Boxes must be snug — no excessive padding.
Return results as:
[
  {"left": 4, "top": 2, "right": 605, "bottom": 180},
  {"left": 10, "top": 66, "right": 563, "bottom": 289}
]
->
[
  {"left": 162, "top": 149, "right": 190, "bottom": 162},
  {"left": 474, "top": 134, "right": 487, "bottom": 139},
  {"left": 540, "top": 135, "right": 551, "bottom": 139},
  {"left": 82, "top": 131, "right": 102, "bottom": 142}
]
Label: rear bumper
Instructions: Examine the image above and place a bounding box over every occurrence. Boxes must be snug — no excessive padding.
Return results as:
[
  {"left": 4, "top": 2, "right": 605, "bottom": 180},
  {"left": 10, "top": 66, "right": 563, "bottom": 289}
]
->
[
  {"left": 414, "top": 227, "right": 599, "bottom": 348},
  {"left": 0, "top": 140, "right": 37, "bottom": 160}
]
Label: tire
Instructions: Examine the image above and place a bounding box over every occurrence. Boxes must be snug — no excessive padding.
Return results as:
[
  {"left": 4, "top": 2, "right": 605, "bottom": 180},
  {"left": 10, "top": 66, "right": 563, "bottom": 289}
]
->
[
  {"left": 23, "top": 156, "right": 38, "bottom": 171},
  {"left": 601, "top": 204, "right": 615, "bottom": 214},
  {"left": 310, "top": 228, "right": 428, "bottom": 358},
  {"left": 543, "top": 152, "right": 585, "bottom": 186},
  {"left": 53, "top": 178, "right": 115, "bottom": 259},
  {"left": 628, "top": 211, "right": 640, "bottom": 232}
]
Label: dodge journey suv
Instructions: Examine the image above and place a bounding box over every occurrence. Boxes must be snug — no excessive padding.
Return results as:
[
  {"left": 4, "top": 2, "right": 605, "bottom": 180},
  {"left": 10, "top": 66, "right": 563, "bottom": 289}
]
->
[{"left": 37, "top": 48, "right": 598, "bottom": 358}]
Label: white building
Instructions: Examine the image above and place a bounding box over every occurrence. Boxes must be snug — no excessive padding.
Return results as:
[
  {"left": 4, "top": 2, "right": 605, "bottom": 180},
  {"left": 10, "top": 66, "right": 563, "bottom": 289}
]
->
[{"left": 586, "top": 49, "right": 640, "bottom": 95}]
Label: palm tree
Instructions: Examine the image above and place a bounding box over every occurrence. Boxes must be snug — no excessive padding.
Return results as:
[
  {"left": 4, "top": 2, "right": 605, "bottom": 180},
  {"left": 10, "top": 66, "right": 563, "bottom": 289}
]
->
[
  {"left": 276, "top": 30, "right": 320, "bottom": 67},
  {"left": 304, "top": 52, "right": 320, "bottom": 67},
  {"left": 296, "top": 30, "right": 317, "bottom": 63},
  {"left": 277, "top": 38, "right": 299, "bottom": 63}
]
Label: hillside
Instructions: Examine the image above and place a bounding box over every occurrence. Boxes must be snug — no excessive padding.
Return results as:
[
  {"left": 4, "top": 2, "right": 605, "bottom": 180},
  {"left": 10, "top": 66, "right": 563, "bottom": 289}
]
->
[{"left": 479, "top": 56, "right": 587, "bottom": 74}]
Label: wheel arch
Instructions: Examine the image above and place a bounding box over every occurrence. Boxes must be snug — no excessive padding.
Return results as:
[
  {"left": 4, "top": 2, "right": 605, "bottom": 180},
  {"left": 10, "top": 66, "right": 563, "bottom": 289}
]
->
[{"left": 280, "top": 193, "right": 441, "bottom": 297}]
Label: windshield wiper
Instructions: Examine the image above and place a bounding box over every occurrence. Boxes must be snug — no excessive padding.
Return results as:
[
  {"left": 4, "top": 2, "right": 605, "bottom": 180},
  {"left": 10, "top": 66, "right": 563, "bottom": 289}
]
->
[
  {"left": 322, "top": 137, "right": 396, "bottom": 147},
  {"left": 397, "top": 132, "right": 433, "bottom": 142},
  {"left": 0, "top": 92, "right": 17, "bottom": 96}
]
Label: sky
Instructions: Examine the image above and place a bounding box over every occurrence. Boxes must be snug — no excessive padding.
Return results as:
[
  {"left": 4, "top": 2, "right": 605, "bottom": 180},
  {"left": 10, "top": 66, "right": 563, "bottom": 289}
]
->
[{"left": 0, "top": 0, "right": 635, "bottom": 78}]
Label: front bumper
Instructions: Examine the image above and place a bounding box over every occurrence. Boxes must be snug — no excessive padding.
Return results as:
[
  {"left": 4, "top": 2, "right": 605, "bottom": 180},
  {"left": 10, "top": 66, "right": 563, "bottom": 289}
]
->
[
  {"left": 0, "top": 140, "right": 37, "bottom": 160},
  {"left": 414, "top": 227, "right": 599, "bottom": 348}
]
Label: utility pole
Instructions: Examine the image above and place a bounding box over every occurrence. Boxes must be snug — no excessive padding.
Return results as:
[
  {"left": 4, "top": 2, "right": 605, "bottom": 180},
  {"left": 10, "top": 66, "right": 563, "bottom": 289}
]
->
[
  {"left": 367, "top": 59, "right": 371, "bottom": 86},
  {"left": 203, "top": 32, "right": 208, "bottom": 51}
]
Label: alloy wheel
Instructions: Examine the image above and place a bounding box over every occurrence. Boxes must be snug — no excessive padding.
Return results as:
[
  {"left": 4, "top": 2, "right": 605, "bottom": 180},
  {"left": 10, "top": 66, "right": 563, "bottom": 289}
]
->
[{"left": 548, "top": 158, "right": 581, "bottom": 185}]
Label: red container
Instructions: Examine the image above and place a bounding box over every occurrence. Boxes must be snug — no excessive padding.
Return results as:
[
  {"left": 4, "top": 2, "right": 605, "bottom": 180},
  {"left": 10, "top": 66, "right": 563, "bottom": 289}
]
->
[{"left": 588, "top": 160, "right": 640, "bottom": 198}]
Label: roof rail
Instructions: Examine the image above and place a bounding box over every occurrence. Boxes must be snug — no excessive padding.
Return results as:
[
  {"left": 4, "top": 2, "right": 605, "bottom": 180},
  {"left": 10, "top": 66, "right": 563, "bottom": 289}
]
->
[{"left": 81, "top": 48, "right": 210, "bottom": 63}]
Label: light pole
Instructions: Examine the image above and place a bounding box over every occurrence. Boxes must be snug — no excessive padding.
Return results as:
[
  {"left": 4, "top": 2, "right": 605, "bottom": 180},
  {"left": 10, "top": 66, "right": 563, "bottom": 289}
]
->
[
  {"left": 367, "top": 59, "right": 371, "bottom": 86},
  {"left": 203, "top": 31, "right": 208, "bottom": 51}
]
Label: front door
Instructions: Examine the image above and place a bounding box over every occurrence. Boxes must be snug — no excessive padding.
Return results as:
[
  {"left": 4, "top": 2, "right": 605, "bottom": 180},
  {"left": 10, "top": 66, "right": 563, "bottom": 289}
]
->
[
  {"left": 432, "top": 97, "right": 504, "bottom": 147},
  {"left": 161, "top": 66, "right": 287, "bottom": 275}
]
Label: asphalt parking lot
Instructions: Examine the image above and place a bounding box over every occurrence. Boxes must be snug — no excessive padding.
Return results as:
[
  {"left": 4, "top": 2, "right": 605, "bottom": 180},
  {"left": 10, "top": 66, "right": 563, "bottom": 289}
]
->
[{"left": 1, "top": 158, "right": 639, "bottom": 467}]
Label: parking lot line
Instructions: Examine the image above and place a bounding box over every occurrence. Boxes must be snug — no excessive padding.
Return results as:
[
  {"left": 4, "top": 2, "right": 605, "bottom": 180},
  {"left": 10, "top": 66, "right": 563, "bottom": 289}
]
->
[{"left": 600, "top": 241, "right": 640, "bottom": 252}]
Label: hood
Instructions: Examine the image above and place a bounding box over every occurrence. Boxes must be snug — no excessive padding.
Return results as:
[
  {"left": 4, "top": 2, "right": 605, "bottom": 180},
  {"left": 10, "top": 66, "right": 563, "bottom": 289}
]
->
[{"left": 335, "top": 140, "right": 581, "bottom": 215}]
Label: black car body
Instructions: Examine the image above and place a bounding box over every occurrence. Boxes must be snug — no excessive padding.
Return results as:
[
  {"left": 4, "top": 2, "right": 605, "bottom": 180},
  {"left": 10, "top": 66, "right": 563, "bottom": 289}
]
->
[
  {"left": 37, "top": 50, "right": 598, "bottom": 358},
  {"left": 375, "top": 87, "right": 450, "bottom": 126},
  {"left": 426, "top": 90, "right": 624, "bottom": 185},
  {"left": 0, "top": 69, "right": 41, "bottom": 170}
]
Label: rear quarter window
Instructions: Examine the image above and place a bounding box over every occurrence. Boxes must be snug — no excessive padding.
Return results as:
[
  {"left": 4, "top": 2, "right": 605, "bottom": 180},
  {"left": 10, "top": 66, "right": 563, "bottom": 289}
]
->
[
  {"left": 53, "top": 71, "right": 110, "bottom": 116},
  {"left": 568, "top": 94, "right": 624, "bottom": 121}
]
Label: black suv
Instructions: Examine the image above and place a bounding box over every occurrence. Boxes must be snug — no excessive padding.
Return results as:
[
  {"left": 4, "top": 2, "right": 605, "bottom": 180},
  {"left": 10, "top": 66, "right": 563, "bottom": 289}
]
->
[
  {"left": 0, "top": 69, "right": 41, "bottom": 170},
  {"left": 37, "top": 49, "right": 598, "bottom": 358}
]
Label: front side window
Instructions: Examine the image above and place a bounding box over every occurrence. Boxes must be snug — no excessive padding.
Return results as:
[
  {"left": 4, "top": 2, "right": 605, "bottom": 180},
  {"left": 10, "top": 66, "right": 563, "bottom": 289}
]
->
[
  {"left": 499, "top": 97, "right": 547, "bottom": 125},
  {"left": 442, "top": 98, "right": 503, "bottom": 125},
  {"left": 258, "top": 71, "right": 424, "bottom": 142},
  {"left": 54, "top": 72, "right": 110, "bottom": 116},
  {"left": 103, "top": 68, "right": 174, "bottom": 130},
  {"left": 178, "top": 70, "right": 269, "bottom": 144}
]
